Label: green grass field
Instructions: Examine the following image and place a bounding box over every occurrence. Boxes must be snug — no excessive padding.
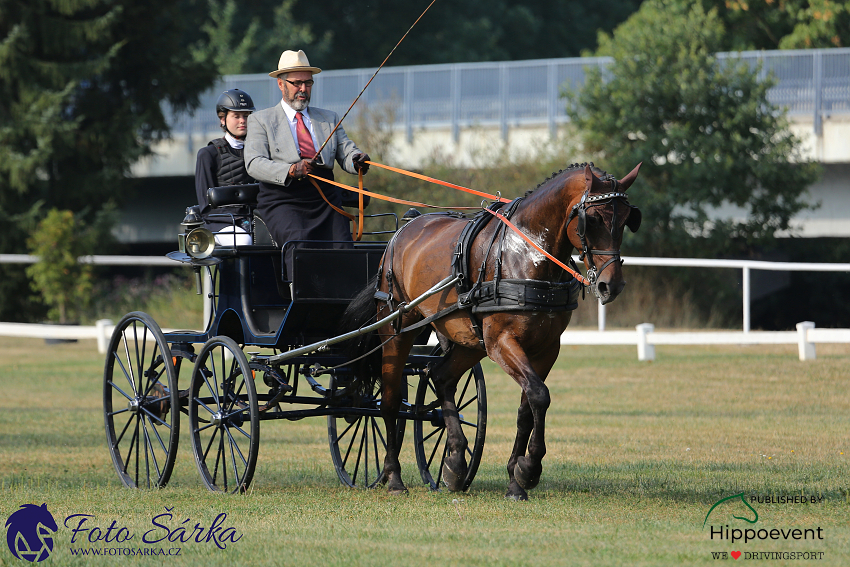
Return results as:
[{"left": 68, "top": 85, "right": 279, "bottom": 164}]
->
[{"left": 1, "top": 337, "right": 848, "bottom": 566}]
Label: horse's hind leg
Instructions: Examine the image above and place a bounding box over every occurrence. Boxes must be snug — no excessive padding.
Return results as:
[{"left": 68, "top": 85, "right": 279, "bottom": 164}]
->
[
  {"left": 426, "top": 344, "right": 484, "bottom": 492},
  {"left": 380, "top": 330, "right": 417, "bottom": 495}
]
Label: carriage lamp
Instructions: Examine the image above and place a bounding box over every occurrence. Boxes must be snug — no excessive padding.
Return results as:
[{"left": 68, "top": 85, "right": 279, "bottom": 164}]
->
[
  {"left": 184, "top": 228, "right": 216, "bottom": 259},
  {"left": 178, "top": 206, "right": 216, "bottom": 259}
]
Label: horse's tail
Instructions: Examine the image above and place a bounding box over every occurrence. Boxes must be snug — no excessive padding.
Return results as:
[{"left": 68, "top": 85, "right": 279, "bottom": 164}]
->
[{"left": 340, "top": 274, "right": 382, "bottom": 394}]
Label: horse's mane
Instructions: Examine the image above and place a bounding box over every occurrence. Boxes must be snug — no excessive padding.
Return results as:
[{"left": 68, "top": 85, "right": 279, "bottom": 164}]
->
[{"left": 524, "top": 162, "right": 616, "bottom": 197}]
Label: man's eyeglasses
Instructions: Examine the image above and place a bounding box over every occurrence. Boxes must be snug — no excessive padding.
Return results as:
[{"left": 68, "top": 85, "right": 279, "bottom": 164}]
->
[{"left": 285, "top": 79, "right": 314, "bottom": 88}]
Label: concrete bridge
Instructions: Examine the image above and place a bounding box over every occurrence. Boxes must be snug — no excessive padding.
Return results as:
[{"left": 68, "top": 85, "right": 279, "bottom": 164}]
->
[{"left": 125, "top": 48, "right": 850, "bottom": 243}]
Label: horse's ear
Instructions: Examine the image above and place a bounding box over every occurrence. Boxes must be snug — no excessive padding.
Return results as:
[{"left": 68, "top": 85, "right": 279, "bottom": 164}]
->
[
  {"left": 584, "top": 164, "right": 604, "bottom": 192},
  {"left": 619, "top": 162, "right": 642, "bottom": 191}
]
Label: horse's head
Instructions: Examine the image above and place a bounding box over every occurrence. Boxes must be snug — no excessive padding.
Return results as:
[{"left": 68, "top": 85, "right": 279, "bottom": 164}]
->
[{"left": 565, "top": 163, "right": 642, "bottom": 304}]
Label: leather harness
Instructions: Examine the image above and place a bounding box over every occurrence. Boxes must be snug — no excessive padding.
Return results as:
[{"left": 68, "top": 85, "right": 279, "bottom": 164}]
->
[{"left": 375, "top": 199, "right": 582, "bottom": 350}]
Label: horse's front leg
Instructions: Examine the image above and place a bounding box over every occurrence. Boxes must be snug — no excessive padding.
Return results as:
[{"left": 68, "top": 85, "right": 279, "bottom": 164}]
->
[
  {"left": 505, "top": 391, "right": 534, "bottom": 500},
  {"left": 488, "top": 337, "right": 558, "bottom": 501},
  {"left": 380, "top": 328, "right": 416, "bottom": 495}
]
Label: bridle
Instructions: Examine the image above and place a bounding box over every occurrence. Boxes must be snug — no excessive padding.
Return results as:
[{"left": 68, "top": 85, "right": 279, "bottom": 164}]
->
[{"left": 565, "top": 182, "right": 630, "bottom": 298}]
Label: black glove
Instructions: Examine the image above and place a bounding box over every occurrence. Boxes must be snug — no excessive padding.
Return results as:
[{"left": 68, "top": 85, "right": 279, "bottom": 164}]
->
[
  {"left": 289, "top": 159, "right": 315, "bottom": 180},
  {"left": 352, "top": 153, "right": 370, "bottom": 174}
]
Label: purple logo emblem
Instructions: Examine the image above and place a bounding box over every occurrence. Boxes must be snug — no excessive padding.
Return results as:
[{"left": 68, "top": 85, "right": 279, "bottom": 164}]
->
[{"left": 5, "top": 504, "right": 58, "bottom": 562}]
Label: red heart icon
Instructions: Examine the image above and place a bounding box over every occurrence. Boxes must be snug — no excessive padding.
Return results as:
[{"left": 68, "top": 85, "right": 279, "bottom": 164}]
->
[{"left": 731, "top": 551, "right": 742, "bottom": 560}]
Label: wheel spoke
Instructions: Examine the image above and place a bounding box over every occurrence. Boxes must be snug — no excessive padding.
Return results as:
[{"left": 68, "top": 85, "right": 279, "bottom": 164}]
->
[
  {"left": 227, "top": 427, "right": 241, "bottom": 485},
  {"left": 224, "top": 427, "right": 249, "bottom": 468},
  {"left": 457, "top": 373, "right": 472, "bottom": 405},
  {"left": 426, "top": 427, "right": 446, "bottom": 469},
  {"left": 146, "top": 414, "right": 169, "bottom": 454},
  {"left": 457, "top": 395, "right": 478, "bottom": 413},
  {"left": 114, "top": 350, "right": 136, "bottom": 394},
  {"left": 420, "top": 425, "right": 442, "bottom": 442},
  {"left": 142, "top": 418, "right": 162, "bottom": 482},
  {"left": 219, "top": 431, "right": 228, "bottom": 492},
  {"left": 341, "top": 418, "right": 363, "bottom": 469},
  {"left": 351, "top": 424, "right": 366, "bottom": 485},
  {"left": 202, "top": 426, "right": 220, "bottom": 461},
  {"left": 139, "top": 406, "right": 171, "bottom": 429},
  {"left": 107, "top": 379, "right": 134, "bottom": 402}
]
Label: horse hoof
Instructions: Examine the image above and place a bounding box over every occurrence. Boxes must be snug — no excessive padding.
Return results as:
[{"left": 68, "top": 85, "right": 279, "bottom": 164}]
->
[
  {"left": 388, "top": 486, "right": 409, "bottom": 496},
  {"left": 442, "top": 462, "right": 466, "bottom": 492},
  {"left": 505, "top": 481, "right": 528, "bottom": 501},
  {"left": 514, "top": 457, "right": 541, "bottom": 490}
]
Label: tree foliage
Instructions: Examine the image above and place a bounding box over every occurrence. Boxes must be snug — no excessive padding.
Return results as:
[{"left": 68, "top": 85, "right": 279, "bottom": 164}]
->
[
  {"left": 0, "top": 0, "right": 218, "bottom": 321},
  {"left": 566, "top": 0, "right": 819, "bottom": 258},
  {"left": 691, "top": 0, "right": 849, "bottom": 50},
  {"left": 26, "top": 210, "right": 98, "bottom": 323},
  {"left": 276, "top": 0, "right": 642, "bottom": 71},
  {"left": 190, "top": 0, "right": 324, "bottom": 75}
]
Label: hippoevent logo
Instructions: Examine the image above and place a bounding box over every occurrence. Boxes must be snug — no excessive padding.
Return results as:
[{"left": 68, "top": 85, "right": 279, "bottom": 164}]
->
[
  {"left": 5, "top": 504, "right": 58, "bottom": 562},
  {"left": 705, "top": 492, "right": 826, "bottom": 560}
]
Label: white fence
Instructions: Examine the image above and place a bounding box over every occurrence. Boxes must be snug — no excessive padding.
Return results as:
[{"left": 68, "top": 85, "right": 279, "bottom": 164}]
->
[{"left": 1, "top": 254, "right": 849, "bottom": 361}]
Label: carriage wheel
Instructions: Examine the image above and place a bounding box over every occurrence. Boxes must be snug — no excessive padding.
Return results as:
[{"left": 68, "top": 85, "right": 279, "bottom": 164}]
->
[
  {"left": 414, "top": 363, "right": 487, "bottom": 491},
  {"left": 103, "top": 312, "right": 179, "bottom": 489},
  {"left": 188, "top": 336, "right": 259, "bottom": 493},
  {"left": 327, "top": 382, "right": 407, "bottom": 489}
]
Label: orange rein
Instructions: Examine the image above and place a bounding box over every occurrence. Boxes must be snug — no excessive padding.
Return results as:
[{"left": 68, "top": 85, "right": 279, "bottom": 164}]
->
[{"left": 306, "top": 161, "right": 590, "bottom": 284}]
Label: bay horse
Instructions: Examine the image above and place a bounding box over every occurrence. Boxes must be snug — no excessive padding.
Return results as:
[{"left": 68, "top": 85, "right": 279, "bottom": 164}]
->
[{"left": 344, "top": 162, "right": 642, "bottom": 500}]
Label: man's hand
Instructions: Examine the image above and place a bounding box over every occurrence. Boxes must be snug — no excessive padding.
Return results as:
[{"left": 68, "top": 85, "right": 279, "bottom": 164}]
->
[
  {"left": 352, "top": 153, "right": 370, "bottom": 174},
  {"left": 289, "top": 159, "right": 315, "bottom": 180}
]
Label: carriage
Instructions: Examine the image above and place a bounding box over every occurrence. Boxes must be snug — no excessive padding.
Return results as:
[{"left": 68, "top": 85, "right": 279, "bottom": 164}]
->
[
  {"left": 104, "top": 161, "right": 641, "bottom": 499},
  {"left": 102, "top": 183, "right": 487, "bottom": 494}
]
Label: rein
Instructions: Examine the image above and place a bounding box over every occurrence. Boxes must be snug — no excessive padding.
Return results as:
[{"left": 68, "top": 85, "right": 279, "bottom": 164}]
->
[{"left": 307, "top": 163, "right": 598, "bottom": 285}]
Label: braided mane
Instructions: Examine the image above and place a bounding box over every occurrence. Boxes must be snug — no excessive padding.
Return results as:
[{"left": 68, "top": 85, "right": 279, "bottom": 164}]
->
[{"left": 524, "top": 162, "right": 615, "bottom": 197}]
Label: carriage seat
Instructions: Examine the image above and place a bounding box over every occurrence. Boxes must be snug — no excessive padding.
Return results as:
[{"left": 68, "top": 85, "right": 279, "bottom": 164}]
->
[{"left": 207, "top": 183, "right": 260, "bottom": 207}]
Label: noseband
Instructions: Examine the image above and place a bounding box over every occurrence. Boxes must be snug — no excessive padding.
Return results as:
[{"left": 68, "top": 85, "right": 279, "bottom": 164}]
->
[{"left": 565, "top": 183, "right": 630, "bottom": 298}]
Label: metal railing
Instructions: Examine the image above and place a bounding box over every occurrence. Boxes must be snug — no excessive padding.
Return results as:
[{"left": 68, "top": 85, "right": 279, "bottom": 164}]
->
[{"left": 168, "top": 48, "right": 850, "bottom": 140}]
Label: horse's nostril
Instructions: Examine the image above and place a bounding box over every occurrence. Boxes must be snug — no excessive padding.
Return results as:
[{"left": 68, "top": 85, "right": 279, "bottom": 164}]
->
[{"left": 597, "top": 281, "right": 608, "bottom": 295}]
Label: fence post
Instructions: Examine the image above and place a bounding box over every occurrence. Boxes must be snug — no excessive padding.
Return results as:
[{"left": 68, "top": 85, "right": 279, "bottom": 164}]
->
[
  {"left": 636, "top": 323, "right": 655, "bottom": 362},
  {"left": 96, "top": 319, "right": 113, "bottom": 354},
  {"left": 598, "top": 301, "right": 606, "bottom": 332},
  {"left": 796, "top": 321, "right": 816, "bottom": 361}
]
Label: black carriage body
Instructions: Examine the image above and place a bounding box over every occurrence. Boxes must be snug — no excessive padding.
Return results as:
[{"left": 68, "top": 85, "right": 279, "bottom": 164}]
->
[{"left": 166, "top": 241, "right": 386, "bottom": 349}]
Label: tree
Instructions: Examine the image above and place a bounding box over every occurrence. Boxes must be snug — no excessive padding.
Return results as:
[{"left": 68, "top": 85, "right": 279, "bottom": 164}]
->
[
  {"left": 0, "top": 0, "right": 219, "bottom": 321},
  {"left": 284, "top": 0, "right": 643, "bottom": 70},
  {"left": 26, "top": 210, "right": 98, "bottom": 323},
  {"left": 191, "top": 0, "right": 324, "bottom": 75},
  {"left": 566, "top": 0, "right": 819, "bottom": 259},
  {"left": 691, "top": 0, "right": 849, "bottom": 50}
]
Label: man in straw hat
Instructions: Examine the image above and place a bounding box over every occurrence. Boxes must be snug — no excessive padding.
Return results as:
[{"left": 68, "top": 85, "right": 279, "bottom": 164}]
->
[{"left": 245, "top": 49, "right": 370, "bottom": 279}]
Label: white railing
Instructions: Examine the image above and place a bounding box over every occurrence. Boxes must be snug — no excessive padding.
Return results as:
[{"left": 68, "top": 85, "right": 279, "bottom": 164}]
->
[
  {"left": 598, "top": 256, "right": 850, "bottom": 333},
  {"left": 1, "top": 254, "right": 849, "bottom": 359}
]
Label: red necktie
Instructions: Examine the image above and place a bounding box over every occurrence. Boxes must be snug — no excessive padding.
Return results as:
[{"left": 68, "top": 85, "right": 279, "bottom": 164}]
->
[{"left": 295, "top": 112, "right": 315, "bottom": 160}]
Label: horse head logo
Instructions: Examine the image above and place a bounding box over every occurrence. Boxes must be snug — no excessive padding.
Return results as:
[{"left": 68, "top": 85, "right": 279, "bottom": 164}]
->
[
  {"left": 703, "top": 492, "right": 759, "bottom": 528},
  {"left": 5, "top": 503, "right": 58, "bottom": 562}
]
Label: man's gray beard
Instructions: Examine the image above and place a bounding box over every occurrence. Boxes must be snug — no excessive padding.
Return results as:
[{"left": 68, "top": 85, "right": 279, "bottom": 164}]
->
[{"left": 286, "top": 91, "right": 310, "bottom": 111}]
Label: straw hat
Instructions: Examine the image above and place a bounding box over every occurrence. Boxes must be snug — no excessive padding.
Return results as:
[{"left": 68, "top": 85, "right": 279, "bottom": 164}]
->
[{"left": 268, "top": 50, "right": 322, "bottom": 78}]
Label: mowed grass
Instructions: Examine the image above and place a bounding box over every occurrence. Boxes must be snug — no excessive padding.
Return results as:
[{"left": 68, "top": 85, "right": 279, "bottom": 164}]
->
[{"left": 0, "top": 336, "right": 848, "bottom": 566}]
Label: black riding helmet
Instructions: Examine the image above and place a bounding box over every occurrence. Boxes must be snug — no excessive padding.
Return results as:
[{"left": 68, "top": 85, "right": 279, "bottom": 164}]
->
[
  {"left": 217, "top": 89, "right": 255, "bottom": 138},
  {"left": 216, "top": 89, "right": 256, "bottom": 114}
]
